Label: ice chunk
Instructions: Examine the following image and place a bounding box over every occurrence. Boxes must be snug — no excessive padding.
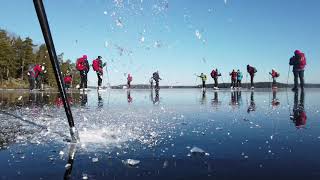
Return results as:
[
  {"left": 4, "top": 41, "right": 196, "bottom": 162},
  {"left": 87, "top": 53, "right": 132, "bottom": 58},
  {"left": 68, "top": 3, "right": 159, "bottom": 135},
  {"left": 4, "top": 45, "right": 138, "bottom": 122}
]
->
[
  {"left": 190, "top": 147, "right": 205, "bottom": 154},
  {"left": 122, "top": 159, "right": 140, "bottom": 166},
  {"left": 82, "top": 174, "right": 88, "bottom": 180},
  {"left": 59, "top": 151, "right": 64, "bottom": 156},
  {"left": 92, "top": 157, "right": 99, "bottom": 163},
  {"left": 65, "top": 163, "right": 71, "bottom": 169},
  {"left": 18, "top": 96, "right": 23, "bottom": 101}
]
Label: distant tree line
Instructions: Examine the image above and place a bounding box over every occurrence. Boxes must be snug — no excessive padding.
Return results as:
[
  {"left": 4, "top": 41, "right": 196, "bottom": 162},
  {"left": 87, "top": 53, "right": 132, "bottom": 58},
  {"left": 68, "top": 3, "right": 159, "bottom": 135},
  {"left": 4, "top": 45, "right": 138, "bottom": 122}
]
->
[{"left": 0, "top": 29, "right": 80, "bottom": 88}]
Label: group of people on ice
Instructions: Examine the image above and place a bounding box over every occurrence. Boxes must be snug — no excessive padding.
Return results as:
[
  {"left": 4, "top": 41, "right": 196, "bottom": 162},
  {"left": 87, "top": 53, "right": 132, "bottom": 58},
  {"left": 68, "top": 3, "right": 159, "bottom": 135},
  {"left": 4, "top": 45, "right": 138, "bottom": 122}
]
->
[
  {"left": 196, "top": 50, "right": 306, "bottom": 92},
  {"left": 27, "top": 50, "right": 306, "bottom": 92}
]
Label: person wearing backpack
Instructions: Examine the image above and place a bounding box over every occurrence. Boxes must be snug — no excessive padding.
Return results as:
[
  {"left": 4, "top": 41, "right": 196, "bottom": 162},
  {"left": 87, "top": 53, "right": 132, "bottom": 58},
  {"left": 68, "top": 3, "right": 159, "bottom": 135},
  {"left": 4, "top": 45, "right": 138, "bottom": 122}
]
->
[
  {"left": 127, "top": 73, "right": 133, "bottom": 89},
  {"left": 198, "top": 73, "right": 207, "bottom": 91},
  {"left": 64, "top": 71, "right": 73, "bottom": 90},
  {"left": 236, "top": 69, "right": 243, "bottom": 89},
  {"left": 153, "top": 71, "right": 162, "bottom": 89},
  {"left": 211, "top": 68, "right": 221, "bottom": 90},
  {"left": 92, "top": 56, "right": 106, "bottom": 90},
  {"left": 229, "top": 70, "right": 237, "bottom": 89},
  {"left": 269, "top": 68, "right": 280, "bottom": 89},
  {"left": 76, "top": 55, "right": 90, "bottom": 90},
  {"left": 247, "top": 65, "right": 257, "bottom": 89},
  {"left": 27, "top": 64, "right": 45, "bottom": 90},
  {"left": 290, "top": 50, "right": 306, "bottom": 91}
]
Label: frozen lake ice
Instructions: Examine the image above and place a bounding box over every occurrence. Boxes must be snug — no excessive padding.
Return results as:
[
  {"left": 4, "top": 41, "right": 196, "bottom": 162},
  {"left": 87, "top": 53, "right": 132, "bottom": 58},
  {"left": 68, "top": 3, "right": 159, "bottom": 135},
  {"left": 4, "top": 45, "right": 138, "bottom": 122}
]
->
[{"left": 1, "top": 88, "right": 320, "bottom": 179}]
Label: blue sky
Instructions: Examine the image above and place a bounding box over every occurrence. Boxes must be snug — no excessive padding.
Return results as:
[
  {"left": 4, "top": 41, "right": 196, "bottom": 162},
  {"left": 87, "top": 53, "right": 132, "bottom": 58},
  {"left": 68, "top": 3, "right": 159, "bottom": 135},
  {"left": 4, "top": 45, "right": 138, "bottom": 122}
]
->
[{"left": 1, "top": 0, "right": 320, "bottom": 86}]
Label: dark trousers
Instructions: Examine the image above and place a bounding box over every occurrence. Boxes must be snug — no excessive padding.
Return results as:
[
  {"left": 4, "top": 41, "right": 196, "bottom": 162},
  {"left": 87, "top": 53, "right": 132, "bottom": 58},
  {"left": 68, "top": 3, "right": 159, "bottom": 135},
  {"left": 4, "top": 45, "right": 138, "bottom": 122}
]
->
[
  {"left": 237, "top": 80, "right": 242, "bottom": 87},
  {"left": 214, "top": 78, "right": 218, "bottom": 87},
  {"left": 80, "top": 70, "right": 87, "bottom": 88},
  {"left": 97, "top": 72, "right": 102, "bottom": 87},
  {"left": 231, "top": 79, "right": 236, "bottom": 87},
  {"left": 202, "top": 81, "right": 206, "bottom": 88},
  {"left": 293, "top": 70, "right": 304, "bottom": 89},
  {"left": 28, "top": 76, "right": 35, "bottom": 90},
  {"left": 155, "top": 81, "right": 159, "bottom": 89},
  {"left": 250, "top": 75, "right": 254, "bottom": 87},
  {"left": 127, "top": 81, "right": 131, "bottom": 88},
  {"left": 272, "top": 78, "right": 277, "bottom": 87}
]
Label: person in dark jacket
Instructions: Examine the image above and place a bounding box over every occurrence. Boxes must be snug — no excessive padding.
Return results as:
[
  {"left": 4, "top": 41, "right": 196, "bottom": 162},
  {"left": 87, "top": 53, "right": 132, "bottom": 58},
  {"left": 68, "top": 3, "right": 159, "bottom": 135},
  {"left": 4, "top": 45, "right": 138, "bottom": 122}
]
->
[
  {"left": 210, "top": 68, "right": 221, "bottom": 90},
  {"left": 153, "top": 71, "right": 162, "bottom": 89},
  {"left": 229, "top": 69, "right": 237, "bottom": 89},
  {"left": 247, "top": 65, "right": 257, "bottom": 89},
  {"left": 289, "top": 50, "right": 307, "bottom": 91}
]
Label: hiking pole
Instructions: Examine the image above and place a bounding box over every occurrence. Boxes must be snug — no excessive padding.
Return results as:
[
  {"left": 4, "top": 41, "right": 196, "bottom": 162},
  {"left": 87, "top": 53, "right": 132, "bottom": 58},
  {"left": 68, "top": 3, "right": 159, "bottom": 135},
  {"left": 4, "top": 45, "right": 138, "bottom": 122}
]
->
[
  {"left": 286, "top": 65, "right": 291, "bottom": 89},
  {"left": 33, "top": 0, "right": 79, "bottom": 142},
  {"left": 106, "top": 66, "right": 110, "bottom": 88}
]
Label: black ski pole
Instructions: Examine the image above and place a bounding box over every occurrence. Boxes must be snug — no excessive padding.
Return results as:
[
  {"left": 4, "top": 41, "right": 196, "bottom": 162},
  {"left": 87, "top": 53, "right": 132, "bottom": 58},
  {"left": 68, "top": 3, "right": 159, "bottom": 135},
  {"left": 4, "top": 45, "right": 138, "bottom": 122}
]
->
[{"left": 33, "top": 0, "right": 79, "bottom": 142}]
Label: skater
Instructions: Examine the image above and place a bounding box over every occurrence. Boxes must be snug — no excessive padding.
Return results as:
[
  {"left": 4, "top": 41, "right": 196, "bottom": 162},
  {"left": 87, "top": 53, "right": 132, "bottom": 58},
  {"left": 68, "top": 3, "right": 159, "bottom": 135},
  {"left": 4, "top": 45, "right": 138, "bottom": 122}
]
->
[
  {"left": 153, "top": 71, "right": 162, "bottom": 89},
  {"left": 127, "top": 74, "right": 133, "bottom": 89},
  {"left": 289, "top": 50, "right": 307, "bottom": 91},
  {"left": 76, "top": 55, "right": 90, "bottom": 90},
  {"left": 210, "top": 68, "right": 221, "bottom": 89},
  {"left": 229, "top": 70, "right": 237, "bottom": 89},
  {"left": 236, "top": 69, "right": 243, "bottom": 88},
  {"left": 269, "top": 69, "right": 280, "bottom": 88},
  {"left": 92, "top": 56, "right": 106, "bottom": 90},
  {"left": 27, "top": 64, "right": 45, "bottom": 90},
  {"left": 198, "top": 73, "right": 207, "bottom": 91},
  {"left": 63, "top": 72, "right": 73, "bottom": 90},
  {"left": 290, "top": 90, "right": 306, "bottom": 128},
  {"left": 247, "top": 65, "right": 257, "bottom": 89}
]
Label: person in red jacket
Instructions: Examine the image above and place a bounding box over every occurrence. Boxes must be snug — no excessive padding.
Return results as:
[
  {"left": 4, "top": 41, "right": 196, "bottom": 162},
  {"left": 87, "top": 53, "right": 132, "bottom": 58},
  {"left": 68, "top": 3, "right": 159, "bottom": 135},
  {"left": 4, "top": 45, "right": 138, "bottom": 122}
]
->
[
  {"left": 210, "top": 68, "right": 221, "bottom": 90},
  {"left": 229, "top": 69, "right": 237, "bottom": 89},
  {"left": 92, "top": 56, "right": 106, "bottom": 90},
  {"left": 76, "top": 55, "right": 90, "bottom": 90},
  {"left": 269, "top": 68, "right": 280, "bottom": 88},
  {"left": 247, "top": 65, "right": 257, "bottom": 89},
  {"left": 290, "top": 90, "right": 306, "bottom": 128},
  {"left": 289, "top": 50, "right": 306, "bottom": 91},
  {"left": 27, "top": 64, "right": 45, "bottom": 90},
  {"left": 127, "top": 73, "right": 133, "bottom": 89},
  {"left": 64, "top": 72, "right": 73, "bottom": 90}
]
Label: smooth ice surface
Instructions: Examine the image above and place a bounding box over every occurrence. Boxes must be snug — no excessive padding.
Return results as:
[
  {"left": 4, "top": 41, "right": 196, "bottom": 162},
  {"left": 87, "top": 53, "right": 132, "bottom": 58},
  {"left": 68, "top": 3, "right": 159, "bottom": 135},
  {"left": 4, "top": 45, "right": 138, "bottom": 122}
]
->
[{"left": 1, "top": 88, "right": 320, "bottom": 179}]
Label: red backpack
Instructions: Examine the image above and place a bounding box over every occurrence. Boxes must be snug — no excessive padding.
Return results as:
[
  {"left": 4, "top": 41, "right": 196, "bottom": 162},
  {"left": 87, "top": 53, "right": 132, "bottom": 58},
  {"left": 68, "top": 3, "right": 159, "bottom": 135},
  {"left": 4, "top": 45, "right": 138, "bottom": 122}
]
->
[
  {"left": 76, "top": 58, "right": 84, "bottom": 71},
  {"left": 211, "top": 70, "right": 216, "bottom": 78},
  {"left": 298, "top": 53, "right": 307, "bottom": 69},
  {"left": 92, "top": 59, "right": 100, "bottom": 72}
]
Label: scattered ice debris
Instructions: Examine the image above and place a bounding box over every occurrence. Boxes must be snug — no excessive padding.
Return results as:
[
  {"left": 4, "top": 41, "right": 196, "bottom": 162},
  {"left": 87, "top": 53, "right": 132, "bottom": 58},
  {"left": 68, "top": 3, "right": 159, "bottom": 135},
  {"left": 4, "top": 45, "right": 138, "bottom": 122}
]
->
[
  {"left": 92, "top": 157, "right": 99, "bottom": 163},
  {"left": 122, "top": 159, "right": 140, "bottom": 166},
  {"left": 116, "top": 19, "right": 123, "bottom": 27},
  {"left": 215, "top": 127, "right": 223, "bottom": 130},
  {"left": 195, "top": 30, "right": 202, "bottom": 40},
  {"left": 59, "top": 151, "right": 64, "bottom": 156},
  {"left": 65, "top": 163, "right": 71, "bottom": 169},
  {"left": 103, "top": 11, "right": 108, "bottom": 15},
  {"left": 140, "top": 36, "right": 145, "bottom": 43},
  {"left": 270, "top": 135, "right": 273, "bottom": 140},
  {"left": 244, "top": 155, "right": 249, "bottom": 159}
]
